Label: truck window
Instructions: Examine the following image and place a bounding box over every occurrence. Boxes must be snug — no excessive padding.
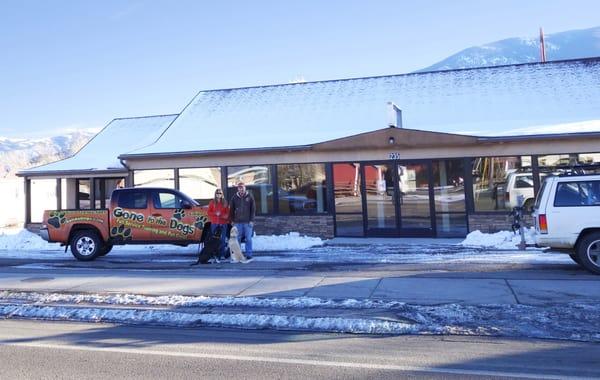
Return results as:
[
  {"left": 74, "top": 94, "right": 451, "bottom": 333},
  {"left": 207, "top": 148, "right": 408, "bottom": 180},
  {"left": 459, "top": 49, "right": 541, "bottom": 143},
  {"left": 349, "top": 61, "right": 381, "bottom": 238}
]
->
[
  {"left": 554, "top": 181, "right": 600, "bottom": 207},
  {"left": 117, "top": 190, "right": 148, "bottom": 209},
  {"left": 154, "top": 191, "right": 186, "bottom": 209}
]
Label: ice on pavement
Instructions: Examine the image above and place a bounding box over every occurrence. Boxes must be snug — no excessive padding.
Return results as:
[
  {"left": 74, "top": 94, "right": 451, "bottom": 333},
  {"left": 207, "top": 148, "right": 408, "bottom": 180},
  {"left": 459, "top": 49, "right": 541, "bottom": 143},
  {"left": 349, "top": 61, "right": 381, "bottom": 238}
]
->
[{"left": 1, "top": 291, "right": 599, "bottom": 341}]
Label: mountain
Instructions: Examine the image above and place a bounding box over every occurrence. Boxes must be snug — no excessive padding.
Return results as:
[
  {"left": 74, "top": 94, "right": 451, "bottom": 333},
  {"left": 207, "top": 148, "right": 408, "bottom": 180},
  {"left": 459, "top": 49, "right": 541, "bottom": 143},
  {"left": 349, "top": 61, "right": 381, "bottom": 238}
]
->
[
  {"left": 0, "top": 131, "right": 96, "bottom": 178},
  {"left": 417, "top": 26, "right": 600, "bottom": 72}
]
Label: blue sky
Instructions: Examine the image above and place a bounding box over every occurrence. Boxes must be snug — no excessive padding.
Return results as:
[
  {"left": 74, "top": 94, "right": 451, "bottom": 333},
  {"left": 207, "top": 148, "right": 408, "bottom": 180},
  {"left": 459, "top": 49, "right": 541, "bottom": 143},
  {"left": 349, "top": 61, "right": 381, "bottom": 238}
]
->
[{"left": 1, "top": 0, "right": 598, "bottom": 138}]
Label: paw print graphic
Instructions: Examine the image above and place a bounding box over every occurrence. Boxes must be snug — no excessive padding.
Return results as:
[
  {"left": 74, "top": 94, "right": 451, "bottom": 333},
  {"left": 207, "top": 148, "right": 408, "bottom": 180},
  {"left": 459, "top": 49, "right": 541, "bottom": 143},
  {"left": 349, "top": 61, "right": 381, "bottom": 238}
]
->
[
  {"left": 173, "top": 208, "right": 186, "bottom": 220},
  {"left": 47, "top": 211, "right": 67, "bottom": 228},
  {"left": 110, "top": 224, "right": 132, "bottom": 242},
  {"left": 194, "top": 215, "right": 208, "bottom": 229}
]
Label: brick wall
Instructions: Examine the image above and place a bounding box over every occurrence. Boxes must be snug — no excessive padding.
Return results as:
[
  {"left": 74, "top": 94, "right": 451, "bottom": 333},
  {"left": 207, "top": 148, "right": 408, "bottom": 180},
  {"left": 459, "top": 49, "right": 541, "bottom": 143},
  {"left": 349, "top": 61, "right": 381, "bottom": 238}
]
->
[
  {"left": 254, "top": 215, "right": 334, "bottom": 239},
  {"left": 468, "top": 213, "right": 534, "bottom": 233}
]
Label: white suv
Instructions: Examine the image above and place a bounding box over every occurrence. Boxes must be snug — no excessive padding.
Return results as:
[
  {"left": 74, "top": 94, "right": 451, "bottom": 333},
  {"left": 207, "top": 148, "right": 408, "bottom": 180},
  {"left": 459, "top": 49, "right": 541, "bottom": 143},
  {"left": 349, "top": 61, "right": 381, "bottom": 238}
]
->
[{"left": 533, "top": 174, "right": 600, "bottom": 274}]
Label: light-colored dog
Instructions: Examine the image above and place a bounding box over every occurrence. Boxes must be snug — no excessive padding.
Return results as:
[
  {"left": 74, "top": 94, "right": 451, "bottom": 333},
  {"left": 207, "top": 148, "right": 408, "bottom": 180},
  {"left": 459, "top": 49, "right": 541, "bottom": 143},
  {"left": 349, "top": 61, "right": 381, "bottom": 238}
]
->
[{"left": 228, "top": 226, "right": 251, "bottom": 263}]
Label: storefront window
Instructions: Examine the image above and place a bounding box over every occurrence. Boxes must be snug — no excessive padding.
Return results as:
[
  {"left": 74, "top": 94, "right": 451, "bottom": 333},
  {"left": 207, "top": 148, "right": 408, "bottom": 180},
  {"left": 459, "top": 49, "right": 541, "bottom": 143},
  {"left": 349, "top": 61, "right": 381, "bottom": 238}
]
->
[
  {"left": 179, "top": 168, "right": 222, "bottom": 205},
  {"left": 95, "top": 178, "right": 125, "bottom": 209},
  {"left": 133, "top": 169, "right": 175, "bottom": 188},
  {"left": 227, "top": 165, "right": 272, "bottom": 214},
  {"left": 30, "top": 179, "right": 57, "bottom": 223},
  {"left": 77, "top": 179, "right": 90, "bottom": 209},
  {"left": 333, "top": 163, "right": 363, "bottom": 236},
  {"left": 471, "top": 156, "right": 531, "bottom": 211},
  {"left": 432, "top": 159, "right": 467, "bottom": 236},
  {"left": 277, "top": 164, "right": 327, "bottom": 214}
]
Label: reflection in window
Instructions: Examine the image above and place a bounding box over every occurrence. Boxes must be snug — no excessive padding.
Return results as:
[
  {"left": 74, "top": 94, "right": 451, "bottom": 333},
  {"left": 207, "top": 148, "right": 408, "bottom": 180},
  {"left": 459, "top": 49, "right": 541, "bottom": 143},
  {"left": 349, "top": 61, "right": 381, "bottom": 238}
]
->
[
  {"left": 471, "top": 156, "right": 531, "bottom": 211},
  {"left": 554, "top": 181, "right": 600, "bottom": 207},
  {"left": 31, "top": 179, "right": 57, "bottom": 222},
  {"left": 117, "top": 190, "right": 147, "bottom": 209},
  {"left": 179, "top": 168, "right": 221, "bottom": 205},
  {"left": 154, "top": 191, "right": 186, "bottom": 209},
  {"left": 94, "top": 178, "right": 125, "bottom": 209},
  {"left": 432, "top": 159, "right": 467, "bottom": 236},
  {"left": 333, "top": 163, "right": 364, "bottom": 236},
  {"left": 538, "top": 153, "right": 600, "bottom": 182},
  {"left": 227, "top": 165, "right": 272, "bottom": 214},
  {"left": 277, "top": 164, "right": 327, "bottom": 214},
  {"left": 133, "top": 169, "right": 175, "bottom": 188}
]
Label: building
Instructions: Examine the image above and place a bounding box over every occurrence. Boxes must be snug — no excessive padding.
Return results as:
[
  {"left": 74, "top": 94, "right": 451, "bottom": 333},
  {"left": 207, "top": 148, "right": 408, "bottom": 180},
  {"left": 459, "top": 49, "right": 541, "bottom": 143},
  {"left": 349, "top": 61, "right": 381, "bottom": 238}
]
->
[{"left": 19, "top": 58, "right": 600, "bottom": 238}]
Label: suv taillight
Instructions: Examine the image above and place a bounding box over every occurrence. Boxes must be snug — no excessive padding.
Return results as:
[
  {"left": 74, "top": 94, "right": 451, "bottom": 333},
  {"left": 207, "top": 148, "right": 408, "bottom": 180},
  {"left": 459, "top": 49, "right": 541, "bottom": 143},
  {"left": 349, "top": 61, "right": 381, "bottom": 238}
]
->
[{"left": 538, "top": 214, "right": 548, "bottom": 234}]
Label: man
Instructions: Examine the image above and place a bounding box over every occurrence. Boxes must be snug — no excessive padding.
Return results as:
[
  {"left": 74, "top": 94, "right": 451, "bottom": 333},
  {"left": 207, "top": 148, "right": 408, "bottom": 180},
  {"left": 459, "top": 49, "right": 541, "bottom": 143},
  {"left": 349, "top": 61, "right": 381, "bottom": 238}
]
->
[{"left": 229, "top": 182, "right": 256, "bottom": 258}]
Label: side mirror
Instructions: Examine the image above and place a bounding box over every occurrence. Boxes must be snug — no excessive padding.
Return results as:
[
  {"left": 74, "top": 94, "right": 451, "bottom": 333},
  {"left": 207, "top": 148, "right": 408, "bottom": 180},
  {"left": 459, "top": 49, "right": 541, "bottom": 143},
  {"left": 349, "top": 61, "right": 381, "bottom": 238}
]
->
[{"left": 182, "top": 200, "right": 193, "bottom": 209}]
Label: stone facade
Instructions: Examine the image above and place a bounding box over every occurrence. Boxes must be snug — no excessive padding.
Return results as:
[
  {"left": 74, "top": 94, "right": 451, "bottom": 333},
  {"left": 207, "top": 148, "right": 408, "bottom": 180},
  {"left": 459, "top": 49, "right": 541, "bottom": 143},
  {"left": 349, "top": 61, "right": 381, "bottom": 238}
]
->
[
  {"left": 254, "top": 215, "right": 335, "bottom": 239},
  {"left": 468, "top": 213, "right": 534, "bottom": 233}
]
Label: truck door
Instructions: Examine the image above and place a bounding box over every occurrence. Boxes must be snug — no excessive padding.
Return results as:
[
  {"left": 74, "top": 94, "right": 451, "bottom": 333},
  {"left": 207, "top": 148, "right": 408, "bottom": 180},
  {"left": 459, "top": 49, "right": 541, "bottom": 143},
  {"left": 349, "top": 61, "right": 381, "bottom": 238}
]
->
[
  {"left": 149, "top": 189, "right": 199, "bottom": 242},
  {"left": 110, "top": 189, "right": 154, "bottom": 242}
]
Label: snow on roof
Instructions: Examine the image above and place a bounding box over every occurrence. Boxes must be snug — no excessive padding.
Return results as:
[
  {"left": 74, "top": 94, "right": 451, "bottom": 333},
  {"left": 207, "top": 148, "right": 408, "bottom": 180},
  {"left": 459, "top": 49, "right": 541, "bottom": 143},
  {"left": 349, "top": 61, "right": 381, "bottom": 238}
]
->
[
  {"left": 21, "top": 114, "right": 177, "bottom": 174},
  {"left": 127, "top": 58, "right": 600, "bottom": 156}
]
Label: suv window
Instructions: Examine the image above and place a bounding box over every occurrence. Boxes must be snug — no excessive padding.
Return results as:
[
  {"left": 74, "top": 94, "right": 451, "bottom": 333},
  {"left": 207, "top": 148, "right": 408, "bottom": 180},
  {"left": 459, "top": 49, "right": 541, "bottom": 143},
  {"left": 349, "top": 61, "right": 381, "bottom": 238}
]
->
[
  {"left": 154, "top": 191, "right": 186, "bottom": 209},
  {"left": 554, "top": 181, "right": 600, "bottom": 207},
  {"left": 117, "top": 190, "right": 148, "bottom": 209},
  {"left": 515, "top": 175, "right": 533, "bottom": 189}
]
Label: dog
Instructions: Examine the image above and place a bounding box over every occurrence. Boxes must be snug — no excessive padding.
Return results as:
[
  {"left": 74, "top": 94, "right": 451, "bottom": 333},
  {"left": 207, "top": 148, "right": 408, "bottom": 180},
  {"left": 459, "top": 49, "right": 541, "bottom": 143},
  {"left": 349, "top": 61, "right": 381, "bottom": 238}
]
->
[
  {"left": 228, "top": 226, "right": 251, "bottom": 263},
  {"left": 191, "top": 225, "right": 223, "bottom": 265}
]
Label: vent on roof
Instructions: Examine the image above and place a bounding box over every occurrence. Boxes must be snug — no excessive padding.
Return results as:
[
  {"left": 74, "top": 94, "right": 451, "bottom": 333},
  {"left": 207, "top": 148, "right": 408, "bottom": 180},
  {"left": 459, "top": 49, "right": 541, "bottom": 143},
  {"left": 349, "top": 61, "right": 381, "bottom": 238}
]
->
[{"left": 387, "top": 102, "right": 402, "bottom": 128}]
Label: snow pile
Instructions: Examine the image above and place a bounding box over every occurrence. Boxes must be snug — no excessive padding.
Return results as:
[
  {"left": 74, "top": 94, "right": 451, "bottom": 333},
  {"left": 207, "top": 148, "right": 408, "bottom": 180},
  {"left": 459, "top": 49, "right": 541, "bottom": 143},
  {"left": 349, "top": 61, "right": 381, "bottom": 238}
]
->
[
  {"left": 460, "top": 228, "right": 537, "bottom": 250},
  {"left": 0, "top": 227, "right": 322, "bottom": 253},
  {"left": 0, "top": 228, "right": 61, "bottom": 250},
  {"left": 252, "top": 232, "right": 323, "bottom": 251}
]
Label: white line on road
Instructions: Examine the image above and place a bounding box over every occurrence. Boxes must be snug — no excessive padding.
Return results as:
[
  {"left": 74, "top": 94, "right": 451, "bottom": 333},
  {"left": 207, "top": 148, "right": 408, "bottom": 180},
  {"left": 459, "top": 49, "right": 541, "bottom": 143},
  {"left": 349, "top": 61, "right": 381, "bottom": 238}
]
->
[{"left": 0, "top": 341, "right": 584, "bottom": 380}]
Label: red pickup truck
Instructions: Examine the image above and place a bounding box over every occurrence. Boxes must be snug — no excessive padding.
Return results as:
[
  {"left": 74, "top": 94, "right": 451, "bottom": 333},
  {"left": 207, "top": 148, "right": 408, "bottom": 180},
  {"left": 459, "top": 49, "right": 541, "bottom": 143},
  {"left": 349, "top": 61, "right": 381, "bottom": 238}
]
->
[{"left": 40, "top": 187, "right": 209, "bottom": 261}]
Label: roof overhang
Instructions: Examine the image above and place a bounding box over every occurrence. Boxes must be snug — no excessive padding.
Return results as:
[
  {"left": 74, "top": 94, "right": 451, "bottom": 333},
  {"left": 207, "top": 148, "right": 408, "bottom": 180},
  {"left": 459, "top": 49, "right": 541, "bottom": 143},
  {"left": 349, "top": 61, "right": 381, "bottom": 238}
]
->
[{"left": 17, "top": 168, "right": 129, "bottom": 179}]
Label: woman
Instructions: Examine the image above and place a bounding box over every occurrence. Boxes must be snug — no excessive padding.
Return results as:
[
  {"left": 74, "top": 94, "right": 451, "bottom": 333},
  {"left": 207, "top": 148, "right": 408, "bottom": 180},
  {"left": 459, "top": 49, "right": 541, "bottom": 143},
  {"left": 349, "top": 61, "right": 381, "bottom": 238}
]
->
[{"left": 207, "top": 188, "right": 229, "bottom": 260}]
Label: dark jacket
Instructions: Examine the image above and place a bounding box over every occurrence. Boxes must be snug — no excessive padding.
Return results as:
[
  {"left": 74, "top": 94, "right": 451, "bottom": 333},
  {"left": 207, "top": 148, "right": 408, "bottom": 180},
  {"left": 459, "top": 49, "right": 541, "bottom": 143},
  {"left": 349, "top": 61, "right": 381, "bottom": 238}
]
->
[{"left": 229, "top": 191, "right": 255, "bottom": 223}]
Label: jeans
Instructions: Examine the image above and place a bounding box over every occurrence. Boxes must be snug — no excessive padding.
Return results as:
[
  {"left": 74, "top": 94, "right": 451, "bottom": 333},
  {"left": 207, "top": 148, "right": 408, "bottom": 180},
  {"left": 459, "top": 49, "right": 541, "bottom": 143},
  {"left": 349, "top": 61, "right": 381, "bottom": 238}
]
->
[
  {"left": 210, "top": 223, "right": 228, "bottom": 258},
  {"left": 235, "top": 223, "right": 253, "bottom": 258}
]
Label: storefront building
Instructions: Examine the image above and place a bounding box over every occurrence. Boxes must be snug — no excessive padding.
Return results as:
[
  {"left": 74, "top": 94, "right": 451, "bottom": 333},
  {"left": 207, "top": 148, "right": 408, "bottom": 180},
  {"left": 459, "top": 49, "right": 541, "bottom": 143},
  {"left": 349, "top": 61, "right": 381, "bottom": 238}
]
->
[{"left": 19, "top": 58, "right": 600, "bottom": 239}]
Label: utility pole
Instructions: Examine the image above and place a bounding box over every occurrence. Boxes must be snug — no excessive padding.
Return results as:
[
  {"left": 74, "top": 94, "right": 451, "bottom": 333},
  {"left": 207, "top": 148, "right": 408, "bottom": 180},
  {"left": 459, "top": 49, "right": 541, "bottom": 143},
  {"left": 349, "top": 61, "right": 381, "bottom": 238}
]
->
[{"left": 539, "top": 27, "right": 546, "bottom": 63}]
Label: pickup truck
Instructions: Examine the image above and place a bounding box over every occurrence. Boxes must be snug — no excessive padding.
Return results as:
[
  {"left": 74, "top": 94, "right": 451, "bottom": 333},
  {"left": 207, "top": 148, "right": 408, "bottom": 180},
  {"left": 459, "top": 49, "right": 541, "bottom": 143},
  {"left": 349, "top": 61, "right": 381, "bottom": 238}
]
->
[
  {"left": 40, "top": 187, "right": 209, "bottom": 261},
  {"left": 533, "top": 174, "right": 600, "bottom": 274}
]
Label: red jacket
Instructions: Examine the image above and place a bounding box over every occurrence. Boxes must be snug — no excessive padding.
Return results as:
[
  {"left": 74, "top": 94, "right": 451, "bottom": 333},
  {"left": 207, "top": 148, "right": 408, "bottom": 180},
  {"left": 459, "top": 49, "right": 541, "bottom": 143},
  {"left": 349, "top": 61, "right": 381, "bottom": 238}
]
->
[{"left": 208, "top": 200, "right": 230, "bottom": 225}]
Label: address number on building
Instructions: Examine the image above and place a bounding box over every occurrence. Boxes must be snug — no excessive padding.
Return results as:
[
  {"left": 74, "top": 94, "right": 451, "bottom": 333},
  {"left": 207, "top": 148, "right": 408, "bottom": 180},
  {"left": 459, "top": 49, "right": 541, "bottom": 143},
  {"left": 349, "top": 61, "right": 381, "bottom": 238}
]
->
[{"left": 389, "top": 152, "right": 401, "bottom": 160}]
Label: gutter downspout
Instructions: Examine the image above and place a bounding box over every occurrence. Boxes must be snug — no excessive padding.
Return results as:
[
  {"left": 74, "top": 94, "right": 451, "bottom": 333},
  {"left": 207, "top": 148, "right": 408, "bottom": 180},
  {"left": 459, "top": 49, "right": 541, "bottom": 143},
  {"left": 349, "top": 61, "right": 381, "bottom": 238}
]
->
[{"left": 119, "top": 158, "right": 133, "bottom": 187}]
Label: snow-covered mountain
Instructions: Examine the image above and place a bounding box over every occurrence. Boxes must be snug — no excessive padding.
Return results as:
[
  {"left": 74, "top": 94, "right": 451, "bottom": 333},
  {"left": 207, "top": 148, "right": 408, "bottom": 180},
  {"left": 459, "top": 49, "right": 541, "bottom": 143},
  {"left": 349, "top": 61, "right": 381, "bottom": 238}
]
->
[
  {"left": 0, "top": 131, "right": 95, "bottom": 178},
  {"left": 417, "top": 26, "right": 600, "bottom": 72}
]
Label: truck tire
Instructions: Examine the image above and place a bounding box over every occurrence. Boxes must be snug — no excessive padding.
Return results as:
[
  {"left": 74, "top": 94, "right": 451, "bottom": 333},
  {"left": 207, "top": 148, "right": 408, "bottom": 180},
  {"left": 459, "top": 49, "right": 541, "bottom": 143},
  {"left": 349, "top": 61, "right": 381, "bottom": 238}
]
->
[
  {"left": 576, "top": 232, "right": 600, "bottom": 275},
  {"left": 70, "top": 230, "right": 103, "bottom": 261},
  {"left": 98, "top": 244, "right": 113, "bottom": 256}
]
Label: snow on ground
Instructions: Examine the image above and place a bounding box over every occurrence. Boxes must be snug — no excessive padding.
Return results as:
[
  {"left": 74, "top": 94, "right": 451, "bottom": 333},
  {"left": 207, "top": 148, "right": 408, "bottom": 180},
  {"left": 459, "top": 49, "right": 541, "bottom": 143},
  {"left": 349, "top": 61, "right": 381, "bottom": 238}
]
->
[
  {"left": 0, "top": 227, "right": 571, "bottom": 265},
  {"left": 1, "top": 291, "right": 599, "bottom": 341}
]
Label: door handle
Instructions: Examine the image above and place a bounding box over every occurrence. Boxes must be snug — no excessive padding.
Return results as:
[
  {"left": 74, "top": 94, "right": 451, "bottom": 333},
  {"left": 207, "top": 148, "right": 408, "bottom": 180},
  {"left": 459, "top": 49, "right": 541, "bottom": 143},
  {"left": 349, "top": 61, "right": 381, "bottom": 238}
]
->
[{"left": 152, "top": 213, "right": 162, "bottom": 217}]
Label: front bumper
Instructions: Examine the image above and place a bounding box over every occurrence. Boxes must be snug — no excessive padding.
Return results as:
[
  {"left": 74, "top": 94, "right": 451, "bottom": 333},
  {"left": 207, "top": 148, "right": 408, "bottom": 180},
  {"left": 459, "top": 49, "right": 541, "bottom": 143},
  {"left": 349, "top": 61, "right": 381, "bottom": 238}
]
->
[{"left": 39, "top": 228, "right": 50, "bottom": 242}]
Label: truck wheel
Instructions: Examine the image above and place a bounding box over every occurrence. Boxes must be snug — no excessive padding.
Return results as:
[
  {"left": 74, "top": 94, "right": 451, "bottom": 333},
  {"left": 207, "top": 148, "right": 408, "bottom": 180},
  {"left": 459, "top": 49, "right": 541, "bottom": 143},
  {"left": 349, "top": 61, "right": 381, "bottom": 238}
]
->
[
  {"left": 576, "top": 232, "right": 600, "bottom": 275},
  {"left": 70, "top": 230, "right": 103, "bottom": 261},
  {"left": 98, "top": 244, "right": 113, "bottom": 256}
]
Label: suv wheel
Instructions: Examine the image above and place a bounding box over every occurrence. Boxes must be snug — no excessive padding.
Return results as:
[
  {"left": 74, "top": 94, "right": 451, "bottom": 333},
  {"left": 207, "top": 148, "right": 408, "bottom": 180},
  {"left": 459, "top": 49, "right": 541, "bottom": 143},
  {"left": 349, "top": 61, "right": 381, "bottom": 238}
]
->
[
  {"left": 576, "top": 232, "right": 600, "bottom": 275},
  {"left": 70, "top": 230, "right": 103, "bottom": 261}
]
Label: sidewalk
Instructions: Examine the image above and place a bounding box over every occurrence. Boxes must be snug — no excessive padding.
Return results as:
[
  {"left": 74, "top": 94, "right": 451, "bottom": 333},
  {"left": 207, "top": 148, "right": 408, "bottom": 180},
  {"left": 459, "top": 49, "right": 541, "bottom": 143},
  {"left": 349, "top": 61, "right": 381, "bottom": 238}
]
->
[{"left": 1, "top": 266, "right": 599, "bottom": 305}]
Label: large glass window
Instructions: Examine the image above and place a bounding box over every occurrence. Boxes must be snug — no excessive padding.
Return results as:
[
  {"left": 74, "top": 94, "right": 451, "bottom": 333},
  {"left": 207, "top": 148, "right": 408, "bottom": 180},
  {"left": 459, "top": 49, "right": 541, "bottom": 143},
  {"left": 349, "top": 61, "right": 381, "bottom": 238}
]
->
[
  {"left": 277, "top": 164, "right": 327, "bottom": 214},
  {"left": 471, "top": 156, "right": 531, "bottom": 211},
  {"left": 538, "top": 153, "right": 600, "bottom": 179},
  {"left": 30, "top": 179, "right": 57, "bottom": 223},
  {"left": 133, "top": 169, "right": 175, "bottom": 188},
  {"left": 179, "top": 168, "right": 221, "bottom": 205},
  {"left": 94, "top": 178, "right": 125, "bottom": 209},
  {"left": 77, "top": 179, "right": 90, "bottom": 209},
  {"left": 333, "top": 163, "right": 363, "bottom": 236},
  {"left": 227, "top": 165, "right": 272, "bottom": 214},
  {"left": 432, "top": 159, "right": 467, "bottom": 236}
]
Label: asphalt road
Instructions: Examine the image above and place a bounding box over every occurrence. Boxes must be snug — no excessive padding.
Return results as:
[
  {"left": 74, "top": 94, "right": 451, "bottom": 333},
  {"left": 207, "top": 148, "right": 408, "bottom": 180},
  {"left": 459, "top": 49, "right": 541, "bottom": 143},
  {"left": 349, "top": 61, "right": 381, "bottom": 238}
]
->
[{"left": 1, "top": 319, "right": 599, "bottom": 379}]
